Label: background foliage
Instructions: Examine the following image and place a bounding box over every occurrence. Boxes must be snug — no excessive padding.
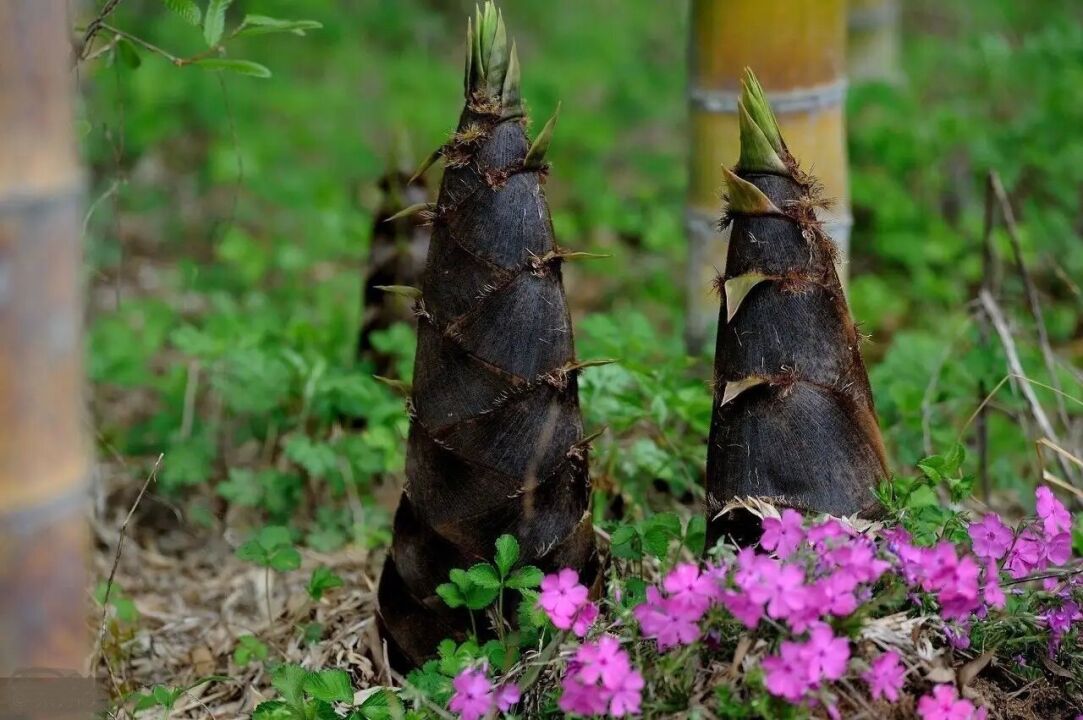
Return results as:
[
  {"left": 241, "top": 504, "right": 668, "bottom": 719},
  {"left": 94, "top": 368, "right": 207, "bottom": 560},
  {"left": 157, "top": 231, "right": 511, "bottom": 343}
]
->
[{"left": 82, "top": 0, "right": 1082, "bottom": 547}]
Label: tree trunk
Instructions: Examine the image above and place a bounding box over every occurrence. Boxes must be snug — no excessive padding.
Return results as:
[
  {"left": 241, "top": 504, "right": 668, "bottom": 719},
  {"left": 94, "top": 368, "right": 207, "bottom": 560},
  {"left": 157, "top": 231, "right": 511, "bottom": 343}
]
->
[
  {"left": 0, "top": 1, "right": 88, "bottom": 675},
  {"left": 848, "top": 0, "right": 902, "bottom": 84},
  {"left": 685, "top": 0, "right": 851, "bottom": 353}
]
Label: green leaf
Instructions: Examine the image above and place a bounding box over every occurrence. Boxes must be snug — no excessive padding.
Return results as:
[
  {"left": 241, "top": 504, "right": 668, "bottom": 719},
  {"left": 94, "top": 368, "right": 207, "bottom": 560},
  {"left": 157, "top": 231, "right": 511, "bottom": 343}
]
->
[
  {"left": 907, "top": 484, "right": 940, "bottom": 509},
  {"left": 643, "top": 512, "right": 682, "bottom": 558},
  {"left": 233, "top": 635, "right": 269, "bottom": 666},
  {"left": 436, "top": 582, "right": 465, "bottom": 609},
  {"left": 236, "top": 539, "right": 269, "bottom": 566},
  {"left": 259, "top": 525, "right": 294, "bottom": 551},
  {"left": 271, "top": 664, "right": 308, "bottom": 709},
  {"left": 194, "top": 58, "right": 272, "bottom": 78},
  {"left": 203, "top": 0, "right": 234, "bottom": 46},
  {"left": 684, "top": 515, "right": 707, "bottom": 556},
  {"left": 268, "top": 546, "right": 301, "bottom": 572},
  {"left": 467, "top": 563, "right": 501, "bottom": 590},
  {"left": 307, "top": 566, "right": 344, "bottom": 601},
  {"left": 236, "top": 15, "right": 323, "bottom": 37},
  {"left": 252, "top": 700, "right": 290, "bottom": 720},
  {"left": 152, "top": 685, "right": 178, "bottom": 709},
  {"left": 494, "top": 534, "right": 519, "bottom": 576},
  {"left": 116, "top": 38, "right": 142, "bottom": 69},
  {"left": 462, "top": 585, "right": 499, "bottom": 610},
  {"left": 610, "top": 524, "right": 643, "bottom": 560},
  {"left": 162, "top": 0, "right": 202, "bottom": 25},
  {"left": 506, "top": 565, "right": 543, "bottom": 590},
  {"left": 304, "top": 669, "right": 354, "bottom": 704},
  {"left": 353, "top": 688, "right": 396, "bottom": 720}
]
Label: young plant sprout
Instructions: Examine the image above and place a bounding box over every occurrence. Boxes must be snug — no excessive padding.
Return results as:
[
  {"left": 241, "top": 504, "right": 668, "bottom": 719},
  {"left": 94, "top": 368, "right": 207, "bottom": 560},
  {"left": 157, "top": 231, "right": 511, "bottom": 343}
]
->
[
  {"left": 706, "top": 70, "right": 888, "bottom": 543},
  {"left": 377, "top": 2, "right": 597, "bottom": 668}
]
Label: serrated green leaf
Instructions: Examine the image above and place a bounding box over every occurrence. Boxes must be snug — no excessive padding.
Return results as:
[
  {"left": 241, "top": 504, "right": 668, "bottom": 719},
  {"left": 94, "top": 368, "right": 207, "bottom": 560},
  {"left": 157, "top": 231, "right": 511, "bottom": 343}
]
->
[
  {"left": 685, "top": 515, "right": 707, "bottom": 555},
  {"left": 303, "top": 669, "right": 354, "bottom": 703},
  {"left": 463, "top": 585, "right": 499, "bottom": 610},
  {"left": 271, "top": 664, "right": 307, "bottom": 709},
  {"left": 233, "top": 635, "right": 269, "bottom": 666},
  {"left": 236, "top": 539, "right": 269, "bottom": 565},
  {"left": 194, "top": 58, "right": 272, "bottom": 78},
  {"left": 252, "top": 700, "right": 290, "bottom": 720},
  {"left": 436, "top": 582, "right": 465, "bottom": 608},
  {"left": 162, "top": 0, "right": 202, "bottom": 26},
  {"left": 204, "top": 0, "right": 234, "bottom": 46},
  {"left": 467, "top": 563, "right": 501, "bottom": 589},
  {"left": 506, "top": 565, "right": 543, "bottom": 589},
  {"left": 609, "top": 524, "right": 642, "bottom": 560},
  {"left": 354, "top": 688, "right": 396, "bottom": 720},
  {"left": 259, "top": 525, "right": 293, "bottom": 550},
  {"left": 494, "top": 534, "right": 519, "bottom": 576},
  {"left": 307, "top": 566, "right": 344, "bottom": 601},
  {"left": 269, "top": 546, "right": 301, "bottom": 572}
]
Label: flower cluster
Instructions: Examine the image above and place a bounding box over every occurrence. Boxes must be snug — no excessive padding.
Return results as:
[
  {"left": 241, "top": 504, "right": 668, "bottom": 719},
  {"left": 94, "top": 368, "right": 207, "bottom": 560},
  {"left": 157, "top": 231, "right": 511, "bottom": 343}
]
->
[
  {"left": 538, "top": 568, "right": 599, "bottom": 637},
  {"left": 559, "top": 635, "right": 644, "bottom": 717},
  {"left": 445, "top": 485, "right": 1078, "bottom": 719},
  {"left": 917, "top": 684, "right": 987, "bottom": 720},
  {"left": 448, "top": 667, "right": 520, "bottom": 720}
]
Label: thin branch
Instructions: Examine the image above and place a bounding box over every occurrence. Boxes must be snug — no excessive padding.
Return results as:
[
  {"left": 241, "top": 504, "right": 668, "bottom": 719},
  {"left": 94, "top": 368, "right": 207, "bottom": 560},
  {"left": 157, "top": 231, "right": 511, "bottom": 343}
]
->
[
  {"left": 977, "top": 290, "right": 1075, "bottom": 484},
  {"left": 78, "top": 0, "right": 126, "bottom": 61},
  {"left": 988, "top": 172, "right": 1072, "bottom": 434}
]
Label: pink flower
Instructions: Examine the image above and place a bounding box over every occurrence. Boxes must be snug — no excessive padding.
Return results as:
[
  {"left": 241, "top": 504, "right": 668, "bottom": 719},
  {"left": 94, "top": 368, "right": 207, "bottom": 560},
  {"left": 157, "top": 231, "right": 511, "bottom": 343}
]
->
[
  {"left": 760, "top": 509, "right": 806, "bottom": 557},
  {"left": 663, "top": 562, "right": 719, "bottom": 614},
  {"left": 825, "top": 538, "right": 890, "bottom": 584},
  {"left": 807, "top": 518, "right": 851, "bottom": 548},
  {"left": 917, "top": 684, "right": 986, "bottom": 720},
  {"left": 1036, "top": 486, "right": 1071, "bottom": 536},
  {"left": 493, "top": 683, "right": 520, "bottom": 713},
  {"left": 817, "top": 572, "right": 859, "bottom": 617},
  {"left": 449, "top": 669, "right": 493, "bottom": 720},
  {"left": 762, "top": 644, "right": 811, "bottom": 701},
  {"left": 560, "top": 636, "right": 643, "bottom": 718},
  {"left": 719, "top": 588, "right": 764, "bottom": 628},
  {"left": 863, "top": 650, "right": 905, "bottom": 702},
  {"left": 800, "top": 624, "right": 850, "bottom": 682},
  {"left": 982, "top": 563, "right": 1005, "bottom": 610},
  {"left": 633, "top": 586, "right": 702, "bottom": 650},
  {"left": 576, "top": 635, "right": 630, "bottom": 688},
  {"left": 1045, "top": 532, "right": 1072, "bottom": 566},
  {"left": 968, "top": 513, "right": 1013, "bottom": 560},
  {"left": 539, "top": 569, "right": 589, "bottom": 626},
  {"left": 607, "top": 666, "right": 645, "bottom": 717},
  {"left": 1005, "top": 529, "right": 1046, "bottom": 579},
  {"left": 764, "top": 564, "right": 808, "bottom": 620},
  {"left": 570, "top": 601, "right": 599, "bottom": 638}
]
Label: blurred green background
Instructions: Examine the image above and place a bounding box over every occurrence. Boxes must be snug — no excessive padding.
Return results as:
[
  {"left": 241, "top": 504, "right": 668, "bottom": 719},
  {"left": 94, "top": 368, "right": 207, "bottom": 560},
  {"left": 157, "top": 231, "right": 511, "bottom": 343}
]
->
[{"left": 81, "top": 0, "right": 1083, "bottom": 544}]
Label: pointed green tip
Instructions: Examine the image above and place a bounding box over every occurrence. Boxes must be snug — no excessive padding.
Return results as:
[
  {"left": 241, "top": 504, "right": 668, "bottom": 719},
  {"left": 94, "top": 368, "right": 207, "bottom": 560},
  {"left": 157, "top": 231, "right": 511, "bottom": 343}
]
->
[
  {"left": 739, "top": 69, "right": 785, "bottom": 157},
  {"left": 464, "top": 2, "right": 522, "bottom": 118},
  {"left": 736, "top": 100, "right": 787, "bottom": 175}
]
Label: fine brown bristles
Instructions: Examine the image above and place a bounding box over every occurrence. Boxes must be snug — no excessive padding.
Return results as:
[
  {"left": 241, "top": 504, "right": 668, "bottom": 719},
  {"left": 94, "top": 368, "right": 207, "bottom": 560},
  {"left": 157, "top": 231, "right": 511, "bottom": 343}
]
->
[
  {"left": 705, "top": 70, "right": 888, "bottom": 546},
  {"left": 377, "top": 2, "right": 596, "bottom": 670}
]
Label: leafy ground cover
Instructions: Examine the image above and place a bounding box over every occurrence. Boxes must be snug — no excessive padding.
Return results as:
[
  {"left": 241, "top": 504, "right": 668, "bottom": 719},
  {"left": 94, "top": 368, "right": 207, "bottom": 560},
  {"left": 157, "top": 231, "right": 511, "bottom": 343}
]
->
[{"left": 78, "top": 0, "right": 1083, "bottom": 717}]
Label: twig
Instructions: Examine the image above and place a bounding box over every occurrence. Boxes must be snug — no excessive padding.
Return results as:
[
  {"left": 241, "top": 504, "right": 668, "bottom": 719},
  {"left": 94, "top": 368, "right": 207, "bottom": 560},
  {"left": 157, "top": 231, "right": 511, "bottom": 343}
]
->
[
  {"left": 977, "top": 290, "right": 1075, "bottom": 484},
  {"left": 93, "top": 455, "right": 163, "bottom": 710},
  {"left": 988, "top": 172, "right": 1072, "bottom": 435},
  {"left": 78, "top": 0, "right": 126, "bottom": 61}
]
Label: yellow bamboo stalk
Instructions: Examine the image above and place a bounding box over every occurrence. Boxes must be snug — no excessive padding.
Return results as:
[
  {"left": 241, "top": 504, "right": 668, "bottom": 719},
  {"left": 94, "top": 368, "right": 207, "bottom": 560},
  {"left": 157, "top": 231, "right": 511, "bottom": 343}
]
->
[
  {"left": 848, "top": 0, "right": 901, "bottom": 83},
  {"left": 685, "top": 0, "right": 850, "bottom": 352},
  {"left": 0, "top": 1, "right": 88, "bottom": 675}
]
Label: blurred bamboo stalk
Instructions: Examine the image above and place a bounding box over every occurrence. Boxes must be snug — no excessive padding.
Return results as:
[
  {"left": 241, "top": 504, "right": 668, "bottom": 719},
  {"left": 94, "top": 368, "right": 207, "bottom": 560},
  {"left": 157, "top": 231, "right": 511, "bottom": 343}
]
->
[
  {"left": 684, "top": 0, "right": 850, "bottom": 353},
  {"left": 0, "top": 1, "right": 88, "bottom": 675},
  {"left": 848, "top": 0, "right": 902, "bottom": 83}
]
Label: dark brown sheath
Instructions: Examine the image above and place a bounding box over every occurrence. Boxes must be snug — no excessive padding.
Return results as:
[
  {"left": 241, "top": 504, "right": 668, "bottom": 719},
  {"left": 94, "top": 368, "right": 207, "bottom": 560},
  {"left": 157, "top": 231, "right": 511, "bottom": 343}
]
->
[
  {"left": 705, "top": 71, "right": 888, "bottom": 545},
  {"left": 377, "top": 3, "right": 596, "bottom": 669}
]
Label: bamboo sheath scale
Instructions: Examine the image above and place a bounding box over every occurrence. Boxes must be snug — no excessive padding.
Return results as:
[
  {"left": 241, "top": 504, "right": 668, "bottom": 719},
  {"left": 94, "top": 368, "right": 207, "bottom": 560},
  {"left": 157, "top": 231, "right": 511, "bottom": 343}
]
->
[
  {"left": 378, "top": 4, "right": 596, "bottom": 669},
  {"left": 705, "top": 72, "right": 887, "bottom": 545},
  {"left": 685, "top": 0, "right": 850, "bottom": 353},
  {"left": 0, "top": 1, "right": 88, "bottom": 675}
]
